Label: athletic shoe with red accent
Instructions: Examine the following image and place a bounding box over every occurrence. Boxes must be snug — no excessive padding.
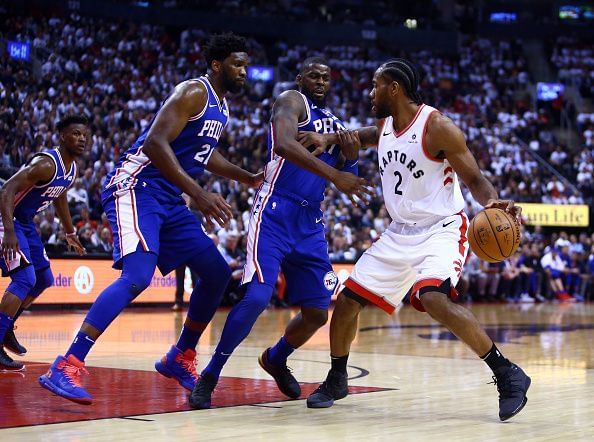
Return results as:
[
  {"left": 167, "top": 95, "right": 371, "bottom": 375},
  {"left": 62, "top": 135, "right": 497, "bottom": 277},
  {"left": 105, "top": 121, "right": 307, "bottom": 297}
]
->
[
  {"left": 4, "top": 325, "right": 27, "bottom": 356},
  {"left": 556, "top": 292, "right": 574, "bottom": 302},
  {"left": 155, "top": 345, "right": 198, "bottom": 391},
  {"left": 38, "top": 355, "right": 92, "bottom": 405},
  {"left": 0, "top": 346, "right": 24, "bottom": 372},
  {"left": 258, "top": 348, "right": 301, "bottom": 398}
]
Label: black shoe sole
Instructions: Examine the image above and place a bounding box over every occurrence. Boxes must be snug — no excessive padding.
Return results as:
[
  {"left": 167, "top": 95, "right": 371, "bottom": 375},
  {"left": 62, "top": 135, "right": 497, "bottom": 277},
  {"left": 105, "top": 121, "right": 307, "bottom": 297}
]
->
[
  {"left": 4, "top": 345, "right": 26, "bottom": 356},
  {"left": 500, "top": 376, "right": 531, "bottom": 421}
]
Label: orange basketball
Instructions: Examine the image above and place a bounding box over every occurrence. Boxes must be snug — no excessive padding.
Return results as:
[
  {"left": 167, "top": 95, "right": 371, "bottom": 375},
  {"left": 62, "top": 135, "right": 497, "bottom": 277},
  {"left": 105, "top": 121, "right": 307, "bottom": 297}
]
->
[{"left": 468, "top": 208, "right": 521, "bottom": 263}]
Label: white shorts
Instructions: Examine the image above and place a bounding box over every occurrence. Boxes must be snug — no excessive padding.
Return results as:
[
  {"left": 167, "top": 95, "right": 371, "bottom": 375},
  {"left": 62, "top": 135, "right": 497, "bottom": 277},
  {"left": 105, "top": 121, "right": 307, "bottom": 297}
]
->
[{"left": 345, "top": 211, "right": 469, "bottom": 314}]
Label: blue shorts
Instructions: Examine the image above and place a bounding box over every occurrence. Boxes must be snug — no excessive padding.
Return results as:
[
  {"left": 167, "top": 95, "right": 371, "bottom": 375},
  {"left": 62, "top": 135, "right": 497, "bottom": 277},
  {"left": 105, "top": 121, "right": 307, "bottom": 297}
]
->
[
  {"left": 0, "top": 219, "right": 50, "bottom": 277},
  {"left": 242, "top": 184, "right": 338, "bottom": 310},
  {"left": 102, "top": 187, "right": 212, "bottom": 275}
]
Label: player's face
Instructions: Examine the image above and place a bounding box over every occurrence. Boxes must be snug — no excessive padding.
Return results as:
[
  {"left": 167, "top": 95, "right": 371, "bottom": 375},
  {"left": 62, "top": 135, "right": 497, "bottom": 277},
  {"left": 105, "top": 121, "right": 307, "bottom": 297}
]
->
[
  {"left": 221, "top": 52, "right": 249, "bottom": 93},
  {"left": 370, "top": 70, "right": 392, "bottom": 119},
  {"left": 297, "top": 64, "right": 331, "bottom": 105},
  {"left": 61, "top": 124, "right": 88, "bottom": 156}
]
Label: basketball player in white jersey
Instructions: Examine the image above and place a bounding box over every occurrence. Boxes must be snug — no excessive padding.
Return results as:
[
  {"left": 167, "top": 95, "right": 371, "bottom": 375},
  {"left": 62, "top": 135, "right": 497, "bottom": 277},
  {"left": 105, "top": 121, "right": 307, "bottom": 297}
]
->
[{"left": 302, "top": 59, "right": 531, "bottom": 421}]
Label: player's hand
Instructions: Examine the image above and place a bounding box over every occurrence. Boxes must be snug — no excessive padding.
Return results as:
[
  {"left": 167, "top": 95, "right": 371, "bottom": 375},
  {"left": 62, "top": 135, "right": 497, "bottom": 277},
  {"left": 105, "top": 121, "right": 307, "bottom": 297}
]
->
[
  {"left": 336, "top": 130, "right": 361, "bottom": 160},
  {"left": 248, "top": 171, "right": 264, "bottom": 188},
  {"left": 1, "top": 228, "right": 20, "bottom": 262},
  {"left": 331, "top": 171, "right": 373, "bottom": 206},
  {"left": 66, "top": 233, "right": 87, "bottom": 256},
  {"left": 297, "top": 131, "right": 329, "bottom": 156},
  {"left": 485, "top": 199, "right": 522, "bottom": 223},
  {"left": 193, "top": 189, "right": 233, "bottom": 229}
]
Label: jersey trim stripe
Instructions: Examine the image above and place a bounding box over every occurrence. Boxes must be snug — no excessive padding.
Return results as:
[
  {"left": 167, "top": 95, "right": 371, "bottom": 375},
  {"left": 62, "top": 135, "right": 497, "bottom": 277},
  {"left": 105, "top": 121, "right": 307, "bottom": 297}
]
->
[
  {"left": 33, "top": 153, "right": 58, "bottom": 188},
  {"left": 14, "top": 186, "right": 35, "bottom": 207},
  {"left": 55, "top": 149, "right": 75, "bottom": 177},
  {"left": 297, "top": 92, "right": 311, "bottom": 128},
  {"left": 421, "top": 110, "right": 442, "bottom": 163},
  {"left": 344, "top": 277, "right": 396, "bottom": 314},
  {"left": 395, "top": 104, "right": 425, "bottom": 138},
  {"left": 188, "top": 78, "right": 210, "bottom": 121}
]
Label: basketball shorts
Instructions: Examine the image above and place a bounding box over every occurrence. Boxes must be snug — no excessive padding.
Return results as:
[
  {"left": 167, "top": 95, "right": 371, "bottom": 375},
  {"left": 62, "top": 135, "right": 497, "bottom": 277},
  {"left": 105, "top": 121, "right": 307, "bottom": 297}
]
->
[
  {"left": 345, "top": 211, "right": 469, "bottom": 314},
  {"left": 0, "top": 219, "right": 50, "bottom": 277},
  {"left": 102, "top": 187, "right": 212, "bottom": 275},
  {"left": 242, "top": 184, "right": 339, "bottom": 310}
]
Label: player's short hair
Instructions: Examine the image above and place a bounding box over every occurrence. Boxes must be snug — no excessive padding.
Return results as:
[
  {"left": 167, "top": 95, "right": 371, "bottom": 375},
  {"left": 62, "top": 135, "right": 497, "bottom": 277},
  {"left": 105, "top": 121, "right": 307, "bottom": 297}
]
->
[
  {"left": 380, "top": 59, "right": 424, "bottom": 105},
  {"left": 300, "top": 56, "right": 330, "bottom": 73},
  {"left": 203, "top": 32, "right": 248, "bottom": 66},
  {"left": 56, "top": 115, "right": 89, "bottom": 132}
]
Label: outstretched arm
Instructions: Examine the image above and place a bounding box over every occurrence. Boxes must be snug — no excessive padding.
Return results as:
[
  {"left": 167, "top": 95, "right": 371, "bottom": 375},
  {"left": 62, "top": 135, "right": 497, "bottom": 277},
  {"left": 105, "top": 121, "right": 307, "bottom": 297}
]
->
[
  {"left": 425, "top": 113, "right": 521, "bottom": 220},
  {"left": 142, "top": 80, "right": 232, "bottom": 226},
  {"left": 0, "top": 156, "right": 55, "bottom": 261},
  {"left": 206, "top": 150, "right": 263, "bottom": 188},
  {"left": 272, "top": 91, "right": 371, "bottom": 202},
  {"left": 54, "top": 193, "right": 86, "bottom": 255}
]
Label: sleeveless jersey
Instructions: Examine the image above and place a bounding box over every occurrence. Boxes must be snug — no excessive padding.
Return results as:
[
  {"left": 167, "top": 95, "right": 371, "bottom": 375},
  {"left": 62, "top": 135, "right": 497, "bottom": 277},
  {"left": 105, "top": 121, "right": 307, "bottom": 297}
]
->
[
  {"left": 263, "top": 91, "right": 346, "bottom": 202},
  {"left": 105, "top": 76, "right": 229, "bottom": 204},
  {"left": 377, "top": 104, "right": 464, "bottom": 226},
  {"left": 12, "top": 149, "right": 77, "bottom": 222}
]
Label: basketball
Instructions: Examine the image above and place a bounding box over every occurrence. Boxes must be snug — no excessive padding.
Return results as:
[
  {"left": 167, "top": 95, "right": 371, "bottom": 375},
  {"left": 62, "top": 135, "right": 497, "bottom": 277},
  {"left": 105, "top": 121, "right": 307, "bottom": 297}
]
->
[{"left": 468, "top": 208, "right": 521, "bottom": 263}]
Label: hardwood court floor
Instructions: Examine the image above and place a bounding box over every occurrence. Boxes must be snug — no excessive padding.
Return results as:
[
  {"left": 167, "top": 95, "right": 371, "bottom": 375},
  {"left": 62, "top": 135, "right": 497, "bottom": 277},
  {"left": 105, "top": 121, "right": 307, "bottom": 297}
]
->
[{"left": 1, "top": 302, "right": 593, "bottom": 441}]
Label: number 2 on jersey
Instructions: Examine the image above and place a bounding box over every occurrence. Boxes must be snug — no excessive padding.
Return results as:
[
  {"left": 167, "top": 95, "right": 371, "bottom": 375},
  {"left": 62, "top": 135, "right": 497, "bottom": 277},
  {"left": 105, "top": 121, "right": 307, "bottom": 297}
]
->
[
  {"left": 194, "top": 144, "right": 213, "bottom": 164},
  {"left": 394, "top": 171, "right": 403, "bottom": 195}
]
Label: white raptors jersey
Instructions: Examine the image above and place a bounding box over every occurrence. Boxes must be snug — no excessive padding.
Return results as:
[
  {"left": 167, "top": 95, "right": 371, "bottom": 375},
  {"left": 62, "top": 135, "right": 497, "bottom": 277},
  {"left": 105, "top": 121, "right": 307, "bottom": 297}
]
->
[{"left": 377, "top": 104, "right": 465, "bottom": 226}]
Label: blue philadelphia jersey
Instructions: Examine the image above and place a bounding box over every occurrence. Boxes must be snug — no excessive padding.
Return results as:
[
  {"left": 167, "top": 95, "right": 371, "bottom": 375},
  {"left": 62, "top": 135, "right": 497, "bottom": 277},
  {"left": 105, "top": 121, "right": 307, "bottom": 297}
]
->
[
  {"left": 104, "top": 76, "right": 229, "bottom": 204},
  {"left": 265, "top": 91, "right": 346, "bottom": 202},
  {"left": 12, "top": 149, "right": 77, "bottom": 222}
]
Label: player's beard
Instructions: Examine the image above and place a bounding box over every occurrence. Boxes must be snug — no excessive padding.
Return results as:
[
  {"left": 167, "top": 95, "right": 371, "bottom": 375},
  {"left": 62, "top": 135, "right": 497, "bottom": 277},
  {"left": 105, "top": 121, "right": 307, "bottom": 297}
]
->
[
  {"left": 374, "top": 101, "right": 391, "bottom": 119},
  {"left": 224, "top": 76, "right": 244, "bottom": 94},
  {"left": 303, "top": 89, "right": 326, "bottom": 108}
]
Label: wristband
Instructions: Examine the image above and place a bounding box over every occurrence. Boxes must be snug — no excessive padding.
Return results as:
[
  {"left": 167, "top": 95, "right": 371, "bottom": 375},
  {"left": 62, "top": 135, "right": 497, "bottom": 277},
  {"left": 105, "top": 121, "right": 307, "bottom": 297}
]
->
[{"left": 66, "top": 232, "right": 77, "bottom": 237}]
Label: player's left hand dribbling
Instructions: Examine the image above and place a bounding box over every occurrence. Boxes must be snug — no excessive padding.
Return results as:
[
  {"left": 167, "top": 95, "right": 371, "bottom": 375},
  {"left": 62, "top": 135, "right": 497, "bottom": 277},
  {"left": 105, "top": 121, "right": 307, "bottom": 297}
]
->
[{"left": 485, "top": 199, "right": 522, "bottom": 223}]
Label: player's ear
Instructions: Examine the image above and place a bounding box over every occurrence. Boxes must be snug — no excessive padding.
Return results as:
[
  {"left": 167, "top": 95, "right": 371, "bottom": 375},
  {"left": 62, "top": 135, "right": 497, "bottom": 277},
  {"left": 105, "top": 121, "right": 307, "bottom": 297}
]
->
[
  {"left": 391, "top": 81, "right": 400, "bottom": 97},
  {"left": 211, "top": 60, "right": 222, "bottom": 74},
  {"left": 295, "top": 73, "right": 302, "bottom": 87}
]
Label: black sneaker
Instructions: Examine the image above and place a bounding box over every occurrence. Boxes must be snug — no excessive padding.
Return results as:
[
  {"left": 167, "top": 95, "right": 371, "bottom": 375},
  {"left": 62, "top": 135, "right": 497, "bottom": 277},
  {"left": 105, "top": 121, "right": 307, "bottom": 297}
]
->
[
  {"left": 306, "top": 369, "right": 348, "bottom": 408},
  {"left": 492, "top": 364, "right": 531, "bottom": 421},
  {"left": 189, "top": 373, "right": 218, "bottom": 409},
  {"left": 4, "top": 326, "right": 27, "bottom": 356},
  {"left": 0, "top": 346, "right": 25, "bottom": 372},
  {"left": 258, "top": 348, "right": 301, "bottom": 399}
]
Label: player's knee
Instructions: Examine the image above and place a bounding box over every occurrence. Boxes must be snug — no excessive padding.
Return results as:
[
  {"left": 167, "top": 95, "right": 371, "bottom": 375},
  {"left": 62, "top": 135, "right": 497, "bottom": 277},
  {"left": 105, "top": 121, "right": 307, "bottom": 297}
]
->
[
  {"left": 7, "top": 267, "right": 36, "bottom": 301},
  {"left": 302, "top": 308, "right": 328, "bottom": 329},
  {"left": 122, "top": 270, "right": 153, "bottom": 296},
  {"left": 37, "top": 267, "right": 54, "bottom": 292},
  {"left": 337, "top": 290, "right": 366, "bottom": 316},
  {"left": 419, "top": 291, "right": 449, "bottom": 318}
]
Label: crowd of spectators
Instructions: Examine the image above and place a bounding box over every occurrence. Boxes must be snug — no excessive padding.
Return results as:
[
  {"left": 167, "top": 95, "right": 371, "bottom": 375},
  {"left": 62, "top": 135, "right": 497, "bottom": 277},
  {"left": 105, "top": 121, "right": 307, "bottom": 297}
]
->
[
  {"left": 1, "top": 12, "right": 593, "bottom": 304},
  {"left": 551, "top": 36, "right": 594, "bottom": 99}
]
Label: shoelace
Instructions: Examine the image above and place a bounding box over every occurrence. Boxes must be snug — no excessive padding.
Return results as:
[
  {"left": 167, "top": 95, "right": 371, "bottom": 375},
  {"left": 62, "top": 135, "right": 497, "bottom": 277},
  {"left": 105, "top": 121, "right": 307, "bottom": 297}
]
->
[
  {"left": 61, "top": 362, "right": 89, "bottom": 388},
  {"left": 178, "top": 355, "right": 198, "bottom": 379},
  {"left": 488, "top": 374, "right": 517, "bottom": 397}
]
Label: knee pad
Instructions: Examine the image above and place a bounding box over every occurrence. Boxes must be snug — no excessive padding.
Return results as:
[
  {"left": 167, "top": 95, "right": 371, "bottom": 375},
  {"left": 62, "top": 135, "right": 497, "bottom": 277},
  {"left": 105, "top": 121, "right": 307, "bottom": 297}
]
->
[
  {"left": 30, "top": 267, "right": 54, "bottom": 298},
  {"left": 6, "top": 266, "right": 37, "bottom": 301},
  {"left": 243, "top": 281, "right": 274, "bottom": 312}
]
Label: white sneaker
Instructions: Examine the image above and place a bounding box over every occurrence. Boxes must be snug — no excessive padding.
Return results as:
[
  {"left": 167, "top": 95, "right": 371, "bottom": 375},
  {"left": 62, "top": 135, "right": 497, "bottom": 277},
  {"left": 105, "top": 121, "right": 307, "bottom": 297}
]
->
[{"left": 519, "top": 293, "right": 535, "bottom": 303}]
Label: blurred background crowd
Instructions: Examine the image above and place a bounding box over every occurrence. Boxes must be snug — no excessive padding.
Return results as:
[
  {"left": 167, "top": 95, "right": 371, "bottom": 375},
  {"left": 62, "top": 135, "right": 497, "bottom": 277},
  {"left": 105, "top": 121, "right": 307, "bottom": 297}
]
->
[{"left": 1, "top": 1, "right": 593, "bottom": 305}]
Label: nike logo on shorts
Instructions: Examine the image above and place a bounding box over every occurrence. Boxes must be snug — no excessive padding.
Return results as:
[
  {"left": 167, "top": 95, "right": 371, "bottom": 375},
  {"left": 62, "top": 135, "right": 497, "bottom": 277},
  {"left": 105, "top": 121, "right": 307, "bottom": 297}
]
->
[
  {"left": 442, "top": 220, "right": 455, "bottom": 228},
  {"left": 315, "top": 217, "right": 323, "bottom": 223}
]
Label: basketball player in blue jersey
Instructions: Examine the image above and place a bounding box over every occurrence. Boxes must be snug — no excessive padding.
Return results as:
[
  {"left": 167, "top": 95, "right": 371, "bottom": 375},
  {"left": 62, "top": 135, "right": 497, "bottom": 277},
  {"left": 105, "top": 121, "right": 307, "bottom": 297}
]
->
[
  {"left": 40, "top": 33, "right": 263, "bottom": 404},
  {"left": 0, "top": 115, "right": 87, "bottom": 371},
  {"left": 189, "top": 57, "right": 371, "bottom": 409}
]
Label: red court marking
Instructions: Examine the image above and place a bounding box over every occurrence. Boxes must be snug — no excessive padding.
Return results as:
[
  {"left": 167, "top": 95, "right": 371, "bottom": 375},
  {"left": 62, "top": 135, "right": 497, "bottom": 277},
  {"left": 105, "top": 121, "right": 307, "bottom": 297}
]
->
[{"left": 0, "top": 363, "right": 390, "bottom": 429}]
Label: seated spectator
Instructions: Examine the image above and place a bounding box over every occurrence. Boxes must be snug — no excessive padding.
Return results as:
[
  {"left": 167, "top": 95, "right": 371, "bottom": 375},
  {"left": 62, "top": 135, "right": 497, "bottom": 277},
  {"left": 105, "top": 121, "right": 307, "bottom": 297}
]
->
[
  {"left": 500, "top": 253, "right": 521, "bottom": 302},
  {"left": 540, "top": 247, "right": 573, "bottom": 302},
  {"left": 67, "top": 178, "right": 89, "bottom": 207},
  {"left": 96, "top": 227, "right": 114, "bottom": 254},
  {"left": 217, "top": 231, "right": 246, "bottom": 305},
  {"left": 517, "top": 243, "right": 545, "bottom": 302}
]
